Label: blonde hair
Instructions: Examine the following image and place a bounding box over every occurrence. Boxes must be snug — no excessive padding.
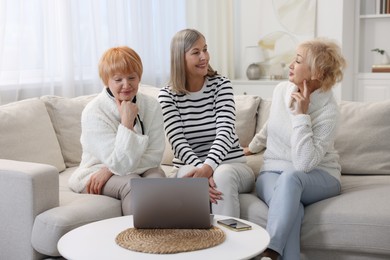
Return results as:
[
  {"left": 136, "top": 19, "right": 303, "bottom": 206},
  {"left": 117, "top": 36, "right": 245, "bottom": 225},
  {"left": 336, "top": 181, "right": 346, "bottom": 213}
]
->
[
  {"left": 98, "top": 46, "right": 143, "bottom": 87},
  {"left": 169, "top": 28, "right": 217, "bottom": 94},
  {"left": 300, "top": 38, "right": 346, "bottom": 91}
]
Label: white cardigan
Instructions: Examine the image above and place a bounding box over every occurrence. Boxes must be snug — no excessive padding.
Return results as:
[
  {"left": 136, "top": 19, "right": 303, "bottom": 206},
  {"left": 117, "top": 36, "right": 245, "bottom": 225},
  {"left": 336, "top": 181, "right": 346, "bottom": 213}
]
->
[{"left": 69, "top": 88, "right": 165, "bottom": 192}]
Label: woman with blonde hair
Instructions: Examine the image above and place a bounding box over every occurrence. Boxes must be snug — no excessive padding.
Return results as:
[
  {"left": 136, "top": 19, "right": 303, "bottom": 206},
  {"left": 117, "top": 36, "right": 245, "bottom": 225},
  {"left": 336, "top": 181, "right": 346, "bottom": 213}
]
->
[{"left": 244, "top": 38, "right": 346, "bottom": 260}]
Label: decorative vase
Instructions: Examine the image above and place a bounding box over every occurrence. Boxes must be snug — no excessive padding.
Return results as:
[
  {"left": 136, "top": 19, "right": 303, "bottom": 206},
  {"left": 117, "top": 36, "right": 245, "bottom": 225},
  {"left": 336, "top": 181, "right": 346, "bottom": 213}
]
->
[
  {"left": 246, "top": 63, "right": 261, "bottom": 80},
  {"left": 381, "top": 54, "right": 390, "bottom": 65}
]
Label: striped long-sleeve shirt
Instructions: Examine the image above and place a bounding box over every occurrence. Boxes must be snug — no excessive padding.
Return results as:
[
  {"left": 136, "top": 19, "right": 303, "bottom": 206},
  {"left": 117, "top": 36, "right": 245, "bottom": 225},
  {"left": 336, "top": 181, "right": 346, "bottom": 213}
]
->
[{"left": 158, "top": 75, "right": 245, "bottom": 171}]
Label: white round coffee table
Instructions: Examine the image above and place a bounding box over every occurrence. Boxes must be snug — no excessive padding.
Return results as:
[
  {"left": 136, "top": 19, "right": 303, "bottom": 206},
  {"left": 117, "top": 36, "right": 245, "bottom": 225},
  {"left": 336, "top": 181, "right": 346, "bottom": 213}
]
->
[{"left": 58, "top": 215, "right": 269, "bottom": 260}]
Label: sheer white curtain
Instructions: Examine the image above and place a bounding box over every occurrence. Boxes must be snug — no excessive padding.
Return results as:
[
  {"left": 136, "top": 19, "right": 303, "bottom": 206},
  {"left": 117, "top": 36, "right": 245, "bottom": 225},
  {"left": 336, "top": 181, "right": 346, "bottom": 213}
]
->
[
  {"left": 0, "top": 0, "right": 186, "bottom": 105},
  {"left": 186, "top": 0, "right": 235, "bottom": 80}
]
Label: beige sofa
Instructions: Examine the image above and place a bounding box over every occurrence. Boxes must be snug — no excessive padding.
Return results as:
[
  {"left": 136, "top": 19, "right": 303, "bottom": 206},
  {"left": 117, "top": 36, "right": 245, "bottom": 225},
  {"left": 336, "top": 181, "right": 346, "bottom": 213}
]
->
[{"left": 1, "top": 85, "right": 390, "bottom": 260}]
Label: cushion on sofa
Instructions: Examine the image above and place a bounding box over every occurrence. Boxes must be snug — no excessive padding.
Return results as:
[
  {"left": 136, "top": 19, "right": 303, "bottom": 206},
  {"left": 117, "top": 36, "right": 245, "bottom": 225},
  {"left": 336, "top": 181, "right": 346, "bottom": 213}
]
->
[
  {"left": 32, "top": 193, "right": 122, "bottom": 256},
  {"left": 246, "top": 152, "right": 264, "bottom": 177},
  {"left": 161, "top": 134, "right": 174, "bottom": 166},
  {"left": 301, "top": 175, "right": 390, "bottom": 256},
  {"left": 41, "top": 94, "right": 97, "bottom": 167},
  {"left": 138, "top": 84, "right": 160, "bottom": 98},
  {"left": 139, "top": 85, "right": 176, "bottom": 166},
  {"left": 234, "top": 95, "right": 261, "bottom": 147},
  {"left": 239, "top": 192, "right": 268, "bottom": 228},
  {"left": 335, "top": 100, "right": 390, "bottom": 175},
  {"left": 255, "top": 99, "right": 271, "bottom": 134},
  {"left": 31, "top": 168, "right": 122, "bottom": 256},
  {"left": 0, "top": 98, "right": 65, "bottom": 172}
]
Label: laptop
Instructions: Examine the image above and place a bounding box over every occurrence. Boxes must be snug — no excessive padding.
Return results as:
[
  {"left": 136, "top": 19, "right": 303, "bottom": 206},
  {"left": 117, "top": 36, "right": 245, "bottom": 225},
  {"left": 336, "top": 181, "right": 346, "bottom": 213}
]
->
[{"left": 131, "top": 178, "right": 212, "bottom": 229}]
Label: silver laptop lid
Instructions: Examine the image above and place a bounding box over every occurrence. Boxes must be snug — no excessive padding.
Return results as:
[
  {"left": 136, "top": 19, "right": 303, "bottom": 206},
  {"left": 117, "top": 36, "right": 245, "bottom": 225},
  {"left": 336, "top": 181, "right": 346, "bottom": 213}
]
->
[{"left": 131, "top": 178, "right": 211, "bottom": 229}]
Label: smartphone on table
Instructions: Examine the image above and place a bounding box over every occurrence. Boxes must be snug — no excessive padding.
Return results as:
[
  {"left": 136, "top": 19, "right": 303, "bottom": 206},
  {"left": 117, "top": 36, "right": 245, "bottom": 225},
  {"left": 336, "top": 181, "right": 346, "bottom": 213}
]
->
[{"left": 217, "top": 218, "right": 252, "bottom": 231}]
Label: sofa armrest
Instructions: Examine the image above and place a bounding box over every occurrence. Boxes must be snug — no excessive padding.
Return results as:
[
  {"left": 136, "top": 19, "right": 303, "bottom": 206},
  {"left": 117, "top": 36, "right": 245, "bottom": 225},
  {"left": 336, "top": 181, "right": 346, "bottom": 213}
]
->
[{"left": 0, "top": 159, "right": 59, "bottom": 260}]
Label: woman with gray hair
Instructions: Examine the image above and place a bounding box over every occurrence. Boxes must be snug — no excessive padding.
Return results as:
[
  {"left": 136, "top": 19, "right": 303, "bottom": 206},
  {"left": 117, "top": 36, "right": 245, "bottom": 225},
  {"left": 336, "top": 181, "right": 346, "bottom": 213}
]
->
[{"left": 158, "top": 28, "right": 254, "bottom": 218}]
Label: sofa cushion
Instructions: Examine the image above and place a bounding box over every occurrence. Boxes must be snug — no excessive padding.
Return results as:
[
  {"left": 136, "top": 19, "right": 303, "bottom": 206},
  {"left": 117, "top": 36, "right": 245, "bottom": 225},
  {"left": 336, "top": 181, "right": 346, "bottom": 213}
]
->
[
  {"left": 0, "top": 98, "right": 65, "bottom": 172},
  {"left": 138, "top": 84, "right": 160, "bottom": 98},
  {"left": 246, "top": 152, "right": 264, "bottom": 177},
  {"left": 301, "top": 175, "right": 390, "bottom": 256},
  {"left": 255, "top": 99, "right": 271, "bottom": 134},
  {"left": 235, "top": 95, "right": 261, "bottom": 147},
  {"left": 31, "top": 168, "right": 122, "bottom": 256},
  {"left": 335, "top": 100, "right": 390, "bottom": 174},
  {"left": 239, "top": 192, "right": 268, "bottom": 228},
  {"left": 161, "top": 134, "right": 174, "bottom": 166},
  {"left": 139, "top": 85, "right": 176, "bottom": 166},
  {"left": 41, "top": 94, "right": 97, "bottom": 167}
]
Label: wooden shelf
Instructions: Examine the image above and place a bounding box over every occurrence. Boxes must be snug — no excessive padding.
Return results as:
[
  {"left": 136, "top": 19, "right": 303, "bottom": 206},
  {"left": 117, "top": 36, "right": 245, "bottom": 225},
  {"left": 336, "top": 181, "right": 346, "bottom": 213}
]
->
[{"left": 360, "top": 14, "right": 390, "bottom": 19}]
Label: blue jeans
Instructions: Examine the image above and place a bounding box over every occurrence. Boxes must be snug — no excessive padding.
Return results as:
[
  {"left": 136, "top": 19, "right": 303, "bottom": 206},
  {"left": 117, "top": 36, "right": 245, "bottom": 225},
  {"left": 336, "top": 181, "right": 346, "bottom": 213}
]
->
[{"left": 256, "top": 169, "right": 341, "bottom": 260}]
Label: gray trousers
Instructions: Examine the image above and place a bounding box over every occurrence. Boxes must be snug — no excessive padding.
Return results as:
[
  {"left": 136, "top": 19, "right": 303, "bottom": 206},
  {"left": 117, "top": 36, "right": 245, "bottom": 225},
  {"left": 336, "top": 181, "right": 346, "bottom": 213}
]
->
[
  {"left": 177, "top": 163, "right": 255, "bottom": 218},
  {"left": 84, "top": 167, "right": 165, "bottom": 215}
]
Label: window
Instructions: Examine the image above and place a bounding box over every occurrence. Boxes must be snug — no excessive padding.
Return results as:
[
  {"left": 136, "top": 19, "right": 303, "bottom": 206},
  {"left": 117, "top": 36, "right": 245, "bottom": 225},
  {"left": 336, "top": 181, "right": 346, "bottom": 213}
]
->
[{"left": 0, "top": 0, "right": 186, "bottom": 104}]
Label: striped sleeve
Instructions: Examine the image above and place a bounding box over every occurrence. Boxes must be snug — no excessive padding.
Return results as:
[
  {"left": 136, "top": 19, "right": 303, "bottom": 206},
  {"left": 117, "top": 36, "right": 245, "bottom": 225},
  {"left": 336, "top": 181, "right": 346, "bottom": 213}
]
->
[
  {"left": 158, "top": 87, "right": 203, "bottom": 167},
  {"left": 203, "top": 77, "right": 237, "bottom": 169},
  {"left": 158, "top": 76, "right": 244, "bottom": 171}
]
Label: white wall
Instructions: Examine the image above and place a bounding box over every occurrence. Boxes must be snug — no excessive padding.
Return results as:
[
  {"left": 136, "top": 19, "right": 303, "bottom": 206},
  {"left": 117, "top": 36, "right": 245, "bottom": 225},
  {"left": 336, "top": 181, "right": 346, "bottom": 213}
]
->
[
  {"left": 234, "top": 0, "right": 316, "bottom": 79},
  {"left": 316, "top": 0, "right": 356, "bottom": 100},
  {"left": 233, "top": 0, "right": 356, "bottom": 100}
]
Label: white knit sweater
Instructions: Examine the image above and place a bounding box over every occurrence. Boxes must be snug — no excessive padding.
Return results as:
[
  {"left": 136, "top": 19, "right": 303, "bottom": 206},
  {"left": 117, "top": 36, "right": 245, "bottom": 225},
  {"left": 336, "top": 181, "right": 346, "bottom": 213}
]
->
[
  {"left": 248, "top": 81, "right": 341, "bottom": 181},
  {"left": 69, "top": 88, "right": 165, "bottom": 192}
]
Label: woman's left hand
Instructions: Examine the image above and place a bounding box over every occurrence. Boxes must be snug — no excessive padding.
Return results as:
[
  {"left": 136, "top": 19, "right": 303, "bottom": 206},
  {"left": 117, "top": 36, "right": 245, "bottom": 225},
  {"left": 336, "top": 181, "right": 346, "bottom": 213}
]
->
[
  {"left": 243, "top": 147, "right": 254, "bottom": 156},
  {"left": 208, "top": 176, "right": 222, "bottom": 204},
  {"left": 184, "top": 164, "right": 222, "bottom": 203},
  {"left": 184, "top": 164, "right": 213, "bottom": 179}
]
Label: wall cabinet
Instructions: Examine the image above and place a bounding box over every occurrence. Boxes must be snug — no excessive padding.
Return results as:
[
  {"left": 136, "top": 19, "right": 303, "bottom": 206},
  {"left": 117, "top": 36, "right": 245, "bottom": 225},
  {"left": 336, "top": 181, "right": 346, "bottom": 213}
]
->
[
  {"left": 357, "top": 73, "right": 390, "bottom": 102},
  {"left": 355, "top": 0, "right": 390, "bottom": 101},
  {"left": 231, "top": 79, "right": 282, "bottom": 100}
]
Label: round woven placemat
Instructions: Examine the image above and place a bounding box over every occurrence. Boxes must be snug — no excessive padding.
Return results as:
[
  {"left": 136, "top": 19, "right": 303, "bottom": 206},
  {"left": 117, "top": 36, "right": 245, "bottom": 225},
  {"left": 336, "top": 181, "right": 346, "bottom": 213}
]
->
[{"left": 115, "top": 226, "right": 225, "bottom": 254}]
